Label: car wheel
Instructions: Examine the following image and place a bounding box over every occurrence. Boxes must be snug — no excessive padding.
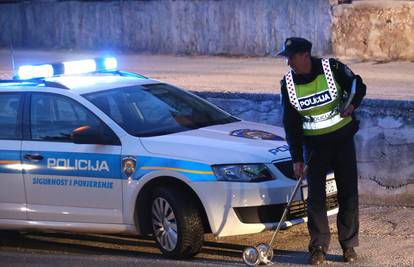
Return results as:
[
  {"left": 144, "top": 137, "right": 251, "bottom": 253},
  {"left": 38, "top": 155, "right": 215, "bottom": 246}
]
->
[{"left": 151, "top": 186, "right": 204, "bottom": 259}]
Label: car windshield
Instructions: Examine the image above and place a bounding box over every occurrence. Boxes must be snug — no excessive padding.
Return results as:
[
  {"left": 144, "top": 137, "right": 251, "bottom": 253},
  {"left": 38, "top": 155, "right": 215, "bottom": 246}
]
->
[{"left": 83, "top": 83, "right": 239, "bottom": 137}]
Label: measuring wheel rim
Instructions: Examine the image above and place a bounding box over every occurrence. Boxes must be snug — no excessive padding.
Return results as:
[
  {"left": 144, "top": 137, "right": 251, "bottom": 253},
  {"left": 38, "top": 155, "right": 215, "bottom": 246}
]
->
[
  {"left": 242, "top": 246, "right": 261, "bottom": 266},
  {"left": 256, "top": 243, "right": 274, "bottom": 264}
]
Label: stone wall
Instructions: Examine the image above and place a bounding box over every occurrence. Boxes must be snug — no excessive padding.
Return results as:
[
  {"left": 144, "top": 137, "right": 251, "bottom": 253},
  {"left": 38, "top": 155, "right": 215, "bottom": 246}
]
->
[
  {"left": 332, "top": 1, "right": 414, "bottom": 60},
  {"left": 0, "top": 0, "right": 332, "bottom": 56},
  {"left": 195, "top": 91, "right": 414, "bottom": 206},
  {"left": 1, "top": 0, "right": 413, "bottom": 60}
]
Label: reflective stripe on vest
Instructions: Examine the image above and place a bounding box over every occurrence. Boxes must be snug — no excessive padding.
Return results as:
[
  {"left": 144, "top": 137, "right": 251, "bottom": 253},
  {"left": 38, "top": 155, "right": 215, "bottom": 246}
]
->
[
  {"left": 303, "top": 110, "right": 343, "bottom": 130},
  {"left": 321, "top": 58, "right": 338, "bottom": 100},
  {"left": 285, "top": 71, "right": 301, "bottom": 110},
  {"left": 285, "top": 58, "right": 350, "bottom": 134}
]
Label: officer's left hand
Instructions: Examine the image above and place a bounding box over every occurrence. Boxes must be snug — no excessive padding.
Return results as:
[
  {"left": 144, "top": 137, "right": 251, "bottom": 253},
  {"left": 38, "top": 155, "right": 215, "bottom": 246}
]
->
[{"left": 340, "top": 104, "right": 355, "bottom": 117}]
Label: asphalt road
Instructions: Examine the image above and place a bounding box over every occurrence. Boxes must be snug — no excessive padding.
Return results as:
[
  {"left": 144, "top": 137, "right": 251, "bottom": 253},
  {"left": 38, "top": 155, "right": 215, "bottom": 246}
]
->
[{"left": 1, "top": 206, "right": 413, "bottom": 267}]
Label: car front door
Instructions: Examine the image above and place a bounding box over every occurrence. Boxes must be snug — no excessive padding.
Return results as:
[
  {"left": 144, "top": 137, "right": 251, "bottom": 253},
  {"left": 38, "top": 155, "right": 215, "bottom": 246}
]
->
[
  {"left": 22, "top": 92, "right": 123, "bottom": 224},
  {"left": 0, "top": 92, "right": 26, "bottom": 220}
]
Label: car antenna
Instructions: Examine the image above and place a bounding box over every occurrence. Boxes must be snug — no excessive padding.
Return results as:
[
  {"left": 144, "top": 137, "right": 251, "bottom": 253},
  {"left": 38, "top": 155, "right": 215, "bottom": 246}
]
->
[
  {"left": 8, "top": 20, "right": 16, "bottom": 79},
  {"left": 10, "top": 44, "right": 16, "bottom": 78}
]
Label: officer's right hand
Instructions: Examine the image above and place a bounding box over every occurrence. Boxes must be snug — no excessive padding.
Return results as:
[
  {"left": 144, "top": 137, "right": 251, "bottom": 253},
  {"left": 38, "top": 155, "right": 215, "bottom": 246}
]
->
[
  {"left": 293, "top": 162, "right": 305, "bottom": 179},
  {"left": 340, "top": 104, "right": 355, "bottom": 117}
]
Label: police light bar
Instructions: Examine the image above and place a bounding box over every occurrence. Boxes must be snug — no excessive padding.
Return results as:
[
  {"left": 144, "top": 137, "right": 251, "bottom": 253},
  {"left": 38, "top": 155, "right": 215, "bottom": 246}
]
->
[
  {"left": 104, "top": 57, "right": 117, "bottom": 70},
  {"left": 18, "top": 64, "right": 54, "bottom": 80},
  {"left": 63, "top": 59, "right": 97, "bottom": 75},
  {"left": 15, "top": 57, "right": 118, "bottom": 80}
]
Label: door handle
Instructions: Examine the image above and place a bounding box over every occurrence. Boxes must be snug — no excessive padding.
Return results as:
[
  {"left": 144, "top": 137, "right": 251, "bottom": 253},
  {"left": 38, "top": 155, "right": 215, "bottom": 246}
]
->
[{"left": 24, "top": 154, "right": 44, "bottom": 161}]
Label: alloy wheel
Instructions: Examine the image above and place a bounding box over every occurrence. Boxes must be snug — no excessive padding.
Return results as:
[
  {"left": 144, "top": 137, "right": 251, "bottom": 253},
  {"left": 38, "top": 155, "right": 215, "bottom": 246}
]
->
[{"left": 152, "top": 197, "right": 178, "bottom": 251}]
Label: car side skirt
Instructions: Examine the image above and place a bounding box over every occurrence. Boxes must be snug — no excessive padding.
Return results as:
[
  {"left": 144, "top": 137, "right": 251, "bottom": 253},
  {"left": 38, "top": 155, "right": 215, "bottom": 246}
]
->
[{"left": 0, "top": 219, "right": 137, "bottom": 235}]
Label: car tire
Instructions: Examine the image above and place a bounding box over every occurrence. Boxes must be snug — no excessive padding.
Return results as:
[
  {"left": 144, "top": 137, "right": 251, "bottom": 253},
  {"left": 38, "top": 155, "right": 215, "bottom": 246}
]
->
[{"left": 151, "top": 186, "right": 204, "bottom": 259}]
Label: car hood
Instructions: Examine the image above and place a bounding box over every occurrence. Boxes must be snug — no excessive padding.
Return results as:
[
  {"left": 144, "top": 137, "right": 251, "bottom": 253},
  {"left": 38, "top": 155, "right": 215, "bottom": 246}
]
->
[{"left": 140, "top": 121, "right": 291, "bottom": 164}]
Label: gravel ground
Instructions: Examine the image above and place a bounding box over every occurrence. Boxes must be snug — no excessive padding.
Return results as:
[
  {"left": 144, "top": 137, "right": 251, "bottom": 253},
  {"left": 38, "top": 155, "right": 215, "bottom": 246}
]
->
[{"left": 209, "top": 205, "right": 414, "bottom": 266}]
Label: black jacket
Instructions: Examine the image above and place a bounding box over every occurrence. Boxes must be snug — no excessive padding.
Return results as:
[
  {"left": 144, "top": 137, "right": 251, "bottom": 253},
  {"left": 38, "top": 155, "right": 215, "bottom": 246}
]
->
[{"left": 280, "top": 57, "right": 366, "bottom": 162}]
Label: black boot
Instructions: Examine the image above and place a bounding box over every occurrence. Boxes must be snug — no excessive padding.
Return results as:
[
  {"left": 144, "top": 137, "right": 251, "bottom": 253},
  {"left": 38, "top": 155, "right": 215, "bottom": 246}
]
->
[
  {"left": 308, "top": 246, "right": 326, "bottom": 265},
  {"left": 343, "top": 247, "right": 357, "bottom": 263}
]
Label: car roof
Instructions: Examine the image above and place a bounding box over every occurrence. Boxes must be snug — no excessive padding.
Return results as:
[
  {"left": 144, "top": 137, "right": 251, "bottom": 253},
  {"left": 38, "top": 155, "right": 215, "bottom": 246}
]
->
[
  {"left": 1, "top": 58, "right": 168, "bottom": 95},
  {"left": 0, "top": 74, "right": 162, "bottom": 95},
  {"left": 46, "top": 75, "right": 161, "bottom": 94}
]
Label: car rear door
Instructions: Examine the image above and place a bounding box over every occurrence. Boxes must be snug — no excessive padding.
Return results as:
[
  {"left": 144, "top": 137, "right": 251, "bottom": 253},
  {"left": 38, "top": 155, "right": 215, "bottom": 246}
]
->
[
  {"left": 22, "top": 92, "right": 123, "bottom": 224},
  {"left": 0, "top": 92, "right": 26, "bottom": 220}
]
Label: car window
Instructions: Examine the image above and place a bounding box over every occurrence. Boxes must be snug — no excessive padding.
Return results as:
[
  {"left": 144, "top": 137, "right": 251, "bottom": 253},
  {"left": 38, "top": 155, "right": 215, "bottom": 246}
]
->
[
  {"left": 84, "top": 83, "right": 239, "bottom": 137},
  {"left": 0, "top": 93, "right": 23, "bottom": 140},
  {"left": 30, "top": 93, "right": 119, "bottom": 144}
]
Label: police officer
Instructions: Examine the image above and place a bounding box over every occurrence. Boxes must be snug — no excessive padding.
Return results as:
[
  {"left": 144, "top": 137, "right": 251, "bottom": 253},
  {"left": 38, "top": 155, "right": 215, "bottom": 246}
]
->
[{"left": 277, "top": 37, "right": 366, "bottom": 265}]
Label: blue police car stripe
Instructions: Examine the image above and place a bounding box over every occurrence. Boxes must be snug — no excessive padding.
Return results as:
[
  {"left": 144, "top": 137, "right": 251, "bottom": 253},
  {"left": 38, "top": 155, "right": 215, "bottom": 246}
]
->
[
  {"left": 1, "top": 150, "right": 215, "bottom": 182},
  {"left": 135, "top": 156, "right": 216, "bottom": 182},
  {"left": 0, "top": 150, "right": 21, "bottom": 174},
  {"left": 22, "top": 151, "right": 121, "bottom": 179}
]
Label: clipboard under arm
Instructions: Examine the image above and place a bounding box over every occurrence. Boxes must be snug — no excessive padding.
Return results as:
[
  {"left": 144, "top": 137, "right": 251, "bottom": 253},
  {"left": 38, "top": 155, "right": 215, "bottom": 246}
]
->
[{"left": 342, "top": 78, "right": 356, "bottom": 111}]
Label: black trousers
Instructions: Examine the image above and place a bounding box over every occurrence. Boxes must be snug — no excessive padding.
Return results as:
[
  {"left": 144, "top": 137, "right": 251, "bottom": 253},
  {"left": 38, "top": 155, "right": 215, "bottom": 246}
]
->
[{"left": 304, "top": 136, "right": 359, "bottom": 252}]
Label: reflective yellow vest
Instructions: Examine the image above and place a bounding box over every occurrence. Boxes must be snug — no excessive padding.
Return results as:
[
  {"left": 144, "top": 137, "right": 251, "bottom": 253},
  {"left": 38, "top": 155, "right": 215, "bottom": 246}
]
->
[{"left": 285, "top": 58, "right": 352, "bottom": 136}]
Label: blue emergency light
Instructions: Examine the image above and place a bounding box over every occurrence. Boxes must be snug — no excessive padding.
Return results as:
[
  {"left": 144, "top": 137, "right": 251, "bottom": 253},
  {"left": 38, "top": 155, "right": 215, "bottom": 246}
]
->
[{"left": 15, "top": 57, "right": 118, "bottom": 80}]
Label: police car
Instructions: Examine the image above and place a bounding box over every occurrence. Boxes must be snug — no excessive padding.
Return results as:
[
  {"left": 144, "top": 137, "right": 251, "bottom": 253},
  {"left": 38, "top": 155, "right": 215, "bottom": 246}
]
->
[{"left": 0, "top": 58, "right": 338, "bottom": 258}]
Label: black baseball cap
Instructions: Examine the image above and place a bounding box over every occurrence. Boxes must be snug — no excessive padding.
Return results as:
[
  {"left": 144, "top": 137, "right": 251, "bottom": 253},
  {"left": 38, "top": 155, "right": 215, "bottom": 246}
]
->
[{"left": 277, "top": 37, "right": 312, "bottom": 57}]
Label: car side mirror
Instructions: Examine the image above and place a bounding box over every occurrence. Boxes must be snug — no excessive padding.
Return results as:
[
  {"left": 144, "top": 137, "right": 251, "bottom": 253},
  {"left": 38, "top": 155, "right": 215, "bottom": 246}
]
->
[{"left": 71, "top": 125, "right": 104, "bottom": 144}]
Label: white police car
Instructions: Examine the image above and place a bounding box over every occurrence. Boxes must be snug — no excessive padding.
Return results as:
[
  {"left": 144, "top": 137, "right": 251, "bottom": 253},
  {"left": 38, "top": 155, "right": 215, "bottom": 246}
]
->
[{"left": 0, "top": 58, "right": 338, "bottom": 258}]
